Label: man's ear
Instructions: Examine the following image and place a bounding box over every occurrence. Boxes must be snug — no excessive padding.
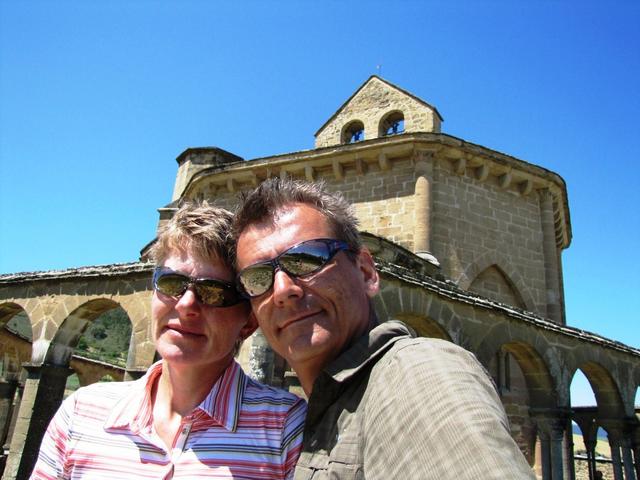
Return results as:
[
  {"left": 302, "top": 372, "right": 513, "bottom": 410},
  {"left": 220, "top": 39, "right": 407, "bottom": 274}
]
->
[
  {"left": 356, "top": 247, "right": 380, "bottom": 298},
  {"left": 240, "top": 311, "right": 259, "bottom": 340}
]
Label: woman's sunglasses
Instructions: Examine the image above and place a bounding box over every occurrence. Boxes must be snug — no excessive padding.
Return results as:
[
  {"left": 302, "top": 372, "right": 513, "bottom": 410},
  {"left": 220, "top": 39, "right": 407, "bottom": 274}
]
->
[
  {"left": 153, "top": 267, "right": 244, "bottom": 307},
  {"left": 236, "top": 238, "right": 353, "bottom": 298}
]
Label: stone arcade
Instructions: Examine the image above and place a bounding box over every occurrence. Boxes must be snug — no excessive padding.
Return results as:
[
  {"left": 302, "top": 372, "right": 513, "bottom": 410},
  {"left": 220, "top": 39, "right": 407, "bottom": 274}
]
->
[{"left": 1, "top": 76, "right": 638, "bottom": 480}]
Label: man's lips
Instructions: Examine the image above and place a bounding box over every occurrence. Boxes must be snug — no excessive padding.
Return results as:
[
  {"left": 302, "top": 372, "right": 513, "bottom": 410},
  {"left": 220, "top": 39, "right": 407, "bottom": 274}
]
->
[{"left": 278, "top": 310, "right": 322, "bottom": 331}]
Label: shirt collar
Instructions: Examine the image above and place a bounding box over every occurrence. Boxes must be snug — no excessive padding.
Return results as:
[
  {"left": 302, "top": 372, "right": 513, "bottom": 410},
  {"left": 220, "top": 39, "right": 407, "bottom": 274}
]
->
[
  {"left": 323, "top": 317, "right": 415, "bottom": 385},
  {"left": 105, "top": 359, "right": 247, "bottom": 433}
]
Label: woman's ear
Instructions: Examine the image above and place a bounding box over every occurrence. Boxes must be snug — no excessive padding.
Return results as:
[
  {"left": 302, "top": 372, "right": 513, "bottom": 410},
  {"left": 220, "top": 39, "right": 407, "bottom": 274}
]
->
[{"left": 240, "top": 310, "right": 259, "bottom": 340}]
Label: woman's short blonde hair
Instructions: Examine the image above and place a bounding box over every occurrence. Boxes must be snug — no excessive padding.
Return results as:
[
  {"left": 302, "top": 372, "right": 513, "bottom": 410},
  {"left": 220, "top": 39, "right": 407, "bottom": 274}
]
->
[{"left": 149, "top": 201, "right": 234, "bottom": 268}]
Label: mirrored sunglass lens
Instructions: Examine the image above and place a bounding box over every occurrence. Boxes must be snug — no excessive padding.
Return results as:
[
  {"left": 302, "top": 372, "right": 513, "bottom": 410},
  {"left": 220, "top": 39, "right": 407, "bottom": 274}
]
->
[
  {"left": 241, "top": 265, "right": 275, "bottom": 296},
  {"left": 195, "top": 284, "right": 225, "bottom": 306},
  {"left": 156, "top": 274, "right": 188, "bottom": 297},
  {"left": 280, "top": 252, "right": 327, "bottom": 275},
  {"left": 280, "top": 242, "right": 330, "bottom": 275}
]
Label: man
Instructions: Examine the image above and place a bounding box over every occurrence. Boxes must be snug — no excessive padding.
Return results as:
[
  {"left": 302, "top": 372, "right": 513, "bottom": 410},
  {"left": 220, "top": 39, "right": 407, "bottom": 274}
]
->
[
  {"left": 31, "top": 202, "right": 306, "bottom": 479},
  {"left": 233, "top": 178, "right": 534, "bottom": 479}
]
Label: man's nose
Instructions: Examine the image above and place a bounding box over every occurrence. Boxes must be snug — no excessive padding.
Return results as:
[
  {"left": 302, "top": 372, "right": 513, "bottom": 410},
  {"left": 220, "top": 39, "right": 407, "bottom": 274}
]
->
[{"left": 272, "top": 269, "right": 304, "bottom": 306}]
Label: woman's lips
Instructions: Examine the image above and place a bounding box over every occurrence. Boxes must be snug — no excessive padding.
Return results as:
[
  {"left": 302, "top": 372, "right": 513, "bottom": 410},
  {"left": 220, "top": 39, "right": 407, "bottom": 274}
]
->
[{"left": 164, "top": 325, "right": 205, "bottom": 337}]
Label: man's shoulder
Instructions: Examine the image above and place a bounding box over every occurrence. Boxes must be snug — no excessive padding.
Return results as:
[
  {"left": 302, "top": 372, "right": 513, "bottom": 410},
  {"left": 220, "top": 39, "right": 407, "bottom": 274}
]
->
[
  {"left": 389, "top": 334, "right": 471, "bottom": 355},
  {"left": 375, "top": 332, "right": 482, "bottom": 376}
]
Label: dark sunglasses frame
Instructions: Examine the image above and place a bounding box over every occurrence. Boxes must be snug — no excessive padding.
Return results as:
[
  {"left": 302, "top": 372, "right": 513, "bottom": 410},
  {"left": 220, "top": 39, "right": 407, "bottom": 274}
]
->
[
  {"left": 153, "top": 267, "right": 244, "bottom": 307},
  {"left": 236, "top": 238, "right": 353, "bottom": 298}
]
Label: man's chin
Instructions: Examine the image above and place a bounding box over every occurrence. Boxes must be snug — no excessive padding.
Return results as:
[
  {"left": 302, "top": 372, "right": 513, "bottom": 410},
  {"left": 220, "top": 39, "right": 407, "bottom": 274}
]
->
[{"left": 283, "top": 333, "right": 335, "bottom": 365}]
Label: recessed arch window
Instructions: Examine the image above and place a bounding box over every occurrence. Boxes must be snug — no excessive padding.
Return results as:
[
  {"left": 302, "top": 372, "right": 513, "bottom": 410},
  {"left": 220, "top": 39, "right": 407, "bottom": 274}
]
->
[
  {"left": 380, "top": 111, "right": 405, "bottom": 136},
  {"left": 342, "top": 120, "right": 365, "bottom": 144}
]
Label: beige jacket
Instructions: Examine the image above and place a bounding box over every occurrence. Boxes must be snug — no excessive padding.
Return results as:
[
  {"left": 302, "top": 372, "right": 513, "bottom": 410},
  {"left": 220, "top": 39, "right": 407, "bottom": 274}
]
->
[{"left": 293, "top": 320, "right": 535, "bottom": 479}]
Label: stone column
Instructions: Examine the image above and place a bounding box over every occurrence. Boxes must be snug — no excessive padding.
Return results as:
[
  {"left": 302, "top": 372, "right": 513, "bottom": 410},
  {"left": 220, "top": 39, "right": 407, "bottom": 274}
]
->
[
  {"left": 538, "top": 189, "right": 563, "bottom": 324},
  {"left": 549, "top": 423, "right": 566, "bottom": 480},
  {"left": 605, "top": 419, "right": 639, "bottom": 480},
  {"left": 633, "top": 440, "right": 640, "bottom": 480},
  {"left": 248, "top": 329, "right": 275, "bottom": 386},
  {"left": 539, "top": 430, "right": 553, "bottom": 480},
  {"left": 533, "top": 410, "right": 569, "bottom": 479},
  {"left": 0, "top": 381, "right": 18, "bottom": 450},
  {"left": 564, "top": 419, "right": 576, "bottom": 480},
  {"left": 609, "top": 441, "right": 624, "bottom": 480},
  {"left": 413, "top": 152, "right": 433, "bottom": 259},
  {"left": 627, "top": 420, "right": 639, "bottom": 480},
  {"left": 2, "top": 364, "right": 71, "bottom": 480},
  {"left": 621, "top": 439, "right": 636, "bottom": 480},
  {"left": 2, "top": 379, "right": 23, "bottom": 455},
  {"left": 584, "top": 436, "right": 597, "bottom": 480}
]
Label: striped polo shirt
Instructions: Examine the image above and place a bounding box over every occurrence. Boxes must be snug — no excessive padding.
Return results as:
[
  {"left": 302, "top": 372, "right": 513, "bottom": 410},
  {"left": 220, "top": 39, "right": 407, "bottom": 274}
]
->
[{"left": 31, "top": 360, "right": 306, "bottom": 479}]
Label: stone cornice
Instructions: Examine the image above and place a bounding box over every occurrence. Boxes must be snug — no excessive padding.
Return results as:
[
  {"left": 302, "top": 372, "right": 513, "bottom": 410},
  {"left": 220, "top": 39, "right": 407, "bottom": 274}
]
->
[
  {"left": 0, "top": 262, "right": 153, "bottom": 284},
  {"left": 180, "top": 132, "right": 572, "bottom": 249}
]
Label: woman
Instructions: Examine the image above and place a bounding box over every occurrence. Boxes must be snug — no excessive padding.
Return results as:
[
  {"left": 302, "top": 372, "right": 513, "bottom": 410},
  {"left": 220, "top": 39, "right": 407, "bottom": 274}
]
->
[{"left": 31, "top": 202, "right": 306, "bottom": 479}]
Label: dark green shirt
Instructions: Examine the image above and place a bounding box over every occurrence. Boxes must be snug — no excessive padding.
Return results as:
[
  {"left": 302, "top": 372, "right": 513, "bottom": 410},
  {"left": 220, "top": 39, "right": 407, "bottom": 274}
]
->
[{"left": 293, "top": 320, "right": 534, "bottom": 479}]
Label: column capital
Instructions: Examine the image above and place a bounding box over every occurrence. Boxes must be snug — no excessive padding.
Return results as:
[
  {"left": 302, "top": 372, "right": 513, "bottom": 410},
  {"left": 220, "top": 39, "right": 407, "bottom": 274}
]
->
[
  {"left": 21, "top": 362, "right": 74, "bottom": 380},
  {"left": 412, "top": 149, "right": 435, "bottom": 174},
  {"left": 530, "top": 407, "right": 571, "bottom": 437},
  {"left": 0, "top": 378, "right": 18, "bottom": 396},
  {"left": 603, "top": 416, "right": 640, "bottom": 446},
  {"left": 537, "top": 186, "right": 554, "bottom": 201},
  {"left": 124, "top": 368, "right": 147, "bottom": 381}
]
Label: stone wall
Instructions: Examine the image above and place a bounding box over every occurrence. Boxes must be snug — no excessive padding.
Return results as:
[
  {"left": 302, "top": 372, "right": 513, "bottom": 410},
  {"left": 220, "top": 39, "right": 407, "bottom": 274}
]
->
[{"left": 431, "top": 160, "right": 546, "bottom": 315}]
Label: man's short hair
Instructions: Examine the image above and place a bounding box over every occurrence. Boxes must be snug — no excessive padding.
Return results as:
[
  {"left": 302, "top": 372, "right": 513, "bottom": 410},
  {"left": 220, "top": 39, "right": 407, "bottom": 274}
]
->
[
  {"left": 233, "top": 178, "right": 362, "bottom": 256},
  {"left": 150, "top": 201, "right": 234, "bottom": 268}
]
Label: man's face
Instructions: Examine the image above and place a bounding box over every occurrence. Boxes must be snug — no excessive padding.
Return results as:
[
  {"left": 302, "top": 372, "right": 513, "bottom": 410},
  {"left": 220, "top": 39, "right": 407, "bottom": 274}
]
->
[
  {"left": 235, "top": 203, "right": 379, "bottom": 372},
  {"left": 152, "top": 249, "right": 256, "bottom": 373}
]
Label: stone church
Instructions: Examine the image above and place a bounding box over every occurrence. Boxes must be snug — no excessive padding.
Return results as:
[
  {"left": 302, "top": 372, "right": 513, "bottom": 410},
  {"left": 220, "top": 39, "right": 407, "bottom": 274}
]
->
[{"left": 0, "top": 76, "right": 638, "bottom": 480}]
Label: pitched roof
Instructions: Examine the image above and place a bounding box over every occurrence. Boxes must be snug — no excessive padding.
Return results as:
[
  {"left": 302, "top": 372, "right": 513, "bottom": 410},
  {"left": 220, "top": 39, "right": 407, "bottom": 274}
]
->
[{"left": 314, "top": 75, "right": 444, "bottom": 137}]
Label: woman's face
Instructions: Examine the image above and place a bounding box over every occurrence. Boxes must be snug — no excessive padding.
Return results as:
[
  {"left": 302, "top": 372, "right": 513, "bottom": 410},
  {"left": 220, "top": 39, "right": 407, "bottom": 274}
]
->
[{"left": 151, "top": 249, "right": 255, "bottom": 373}]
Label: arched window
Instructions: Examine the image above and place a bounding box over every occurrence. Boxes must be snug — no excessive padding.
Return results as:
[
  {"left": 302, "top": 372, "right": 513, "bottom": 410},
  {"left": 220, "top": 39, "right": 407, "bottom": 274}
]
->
[
  {"left": 342, "top": 121, "right": 365, "bottom": 144},
  {"left": 380, "top": 111, "right": 405, "bottom": 136}
]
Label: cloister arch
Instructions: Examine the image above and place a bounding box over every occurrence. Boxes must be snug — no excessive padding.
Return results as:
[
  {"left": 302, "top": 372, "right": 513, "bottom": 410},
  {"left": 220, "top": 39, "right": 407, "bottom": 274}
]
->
[
  {"left": 373, "top": 283, "right": 473, "bottom": 349},
  {"left": 570, "top": 363, "right": 625, "bottom": 422},
  {"left": 42, "top": 298, "right": 128, "bottom": 367},
  {"left": 0, "top": 303, "right": 27, "bottom": 331},
  {"left": 394, "top": 312, "right": 452, "bottom": 341},
  {"left": 0, "top": 306, "right": 32, "bottom": 380},
  {"left": 494, "top": 341, "right": 558, "bottom": 409}
]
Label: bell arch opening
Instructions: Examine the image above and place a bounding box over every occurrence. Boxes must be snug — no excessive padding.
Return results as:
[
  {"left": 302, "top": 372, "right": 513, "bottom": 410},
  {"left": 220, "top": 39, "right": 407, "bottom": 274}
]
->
[{"left": 341, "top": 120, "right": 365, "bottom": 144}]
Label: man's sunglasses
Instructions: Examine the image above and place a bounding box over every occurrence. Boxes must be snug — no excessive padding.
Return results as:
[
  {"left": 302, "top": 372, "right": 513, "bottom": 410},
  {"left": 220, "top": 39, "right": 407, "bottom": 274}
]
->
[
  {"left": 237, "top": 238, "right": 353, "bottom": 298},
  {"left": 153, "top": 267, "right": 244, "bottom": 307}
]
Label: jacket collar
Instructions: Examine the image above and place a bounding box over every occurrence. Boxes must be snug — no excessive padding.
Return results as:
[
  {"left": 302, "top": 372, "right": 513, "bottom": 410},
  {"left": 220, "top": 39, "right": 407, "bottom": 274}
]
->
[{"left": 324, "top": 318, "right": 414, "bottom": 384}]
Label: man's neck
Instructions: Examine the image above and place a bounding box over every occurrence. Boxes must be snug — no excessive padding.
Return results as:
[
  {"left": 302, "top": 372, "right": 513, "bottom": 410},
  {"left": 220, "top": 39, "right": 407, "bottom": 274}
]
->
[{"left": 297, "top": 310, "right": 379, "bottom": 396}]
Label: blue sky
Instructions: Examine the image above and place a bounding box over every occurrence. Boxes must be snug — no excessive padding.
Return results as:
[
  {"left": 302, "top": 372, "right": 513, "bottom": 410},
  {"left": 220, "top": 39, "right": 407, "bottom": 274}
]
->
[{"left": 1, "top": 1, "right": 638, "bottom": 405}]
